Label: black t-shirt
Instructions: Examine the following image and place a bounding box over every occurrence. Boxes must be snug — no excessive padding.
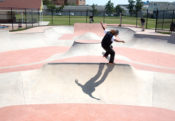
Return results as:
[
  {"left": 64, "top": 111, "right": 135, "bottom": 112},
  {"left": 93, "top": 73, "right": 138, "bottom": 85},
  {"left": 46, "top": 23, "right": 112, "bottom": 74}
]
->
[{"left": 101, "top": 32, "right": 113, "bottom": 48}]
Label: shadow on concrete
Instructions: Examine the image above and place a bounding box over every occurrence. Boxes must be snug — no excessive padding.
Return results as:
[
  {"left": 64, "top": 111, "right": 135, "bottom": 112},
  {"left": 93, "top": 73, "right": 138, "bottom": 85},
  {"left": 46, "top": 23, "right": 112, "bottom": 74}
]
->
[
  {"left": 135, "top": 34, "right": 170, "bottom": 40},
  {"left": 75, "top": 63, "right": 114, "bottom": 100}
]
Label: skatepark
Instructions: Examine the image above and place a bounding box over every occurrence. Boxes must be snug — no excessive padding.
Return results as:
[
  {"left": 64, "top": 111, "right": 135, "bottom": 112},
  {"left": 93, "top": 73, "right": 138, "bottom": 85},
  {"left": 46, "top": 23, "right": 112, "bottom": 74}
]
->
[{"left": 0, "top": 23, "right": 175, "bottom": 121}]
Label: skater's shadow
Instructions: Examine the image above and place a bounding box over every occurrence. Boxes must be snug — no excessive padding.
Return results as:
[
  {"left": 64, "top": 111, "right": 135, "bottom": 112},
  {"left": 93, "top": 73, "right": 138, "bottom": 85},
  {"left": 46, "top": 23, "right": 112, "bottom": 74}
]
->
[{"left": 75, "top": 63, "right": 114, "bottom": 100}]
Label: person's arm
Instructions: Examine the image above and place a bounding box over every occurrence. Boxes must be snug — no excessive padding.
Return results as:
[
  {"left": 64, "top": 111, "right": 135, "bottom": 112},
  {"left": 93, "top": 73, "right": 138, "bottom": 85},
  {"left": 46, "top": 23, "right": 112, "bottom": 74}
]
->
[
  {"left": 100, "top": 22, "right": 105, "bottom": 30},
  {"left": 114, "top": 38, "right": 125, "bottom": 43}
]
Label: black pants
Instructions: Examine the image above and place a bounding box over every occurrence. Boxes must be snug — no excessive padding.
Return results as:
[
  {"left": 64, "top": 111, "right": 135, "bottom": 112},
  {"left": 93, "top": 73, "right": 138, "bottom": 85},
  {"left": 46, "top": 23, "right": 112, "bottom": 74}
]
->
[{"left": 102, "top": 45, "right": 115, "bottom": 63}]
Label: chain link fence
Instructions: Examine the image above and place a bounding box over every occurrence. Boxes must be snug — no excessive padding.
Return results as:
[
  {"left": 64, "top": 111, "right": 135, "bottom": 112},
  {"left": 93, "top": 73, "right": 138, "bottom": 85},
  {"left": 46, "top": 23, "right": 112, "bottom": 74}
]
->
[
  {"left": 40, "top": 8, "right": 157, "bottom": 28},
  {"left": 0, "top": 7, "right": 40, "bottom": 31},
  {"left": 1, "top": 7, "right": 174, "bottom": 33},
  {"left": 155, "top": 10, "right": 175, "bottom": 33}
]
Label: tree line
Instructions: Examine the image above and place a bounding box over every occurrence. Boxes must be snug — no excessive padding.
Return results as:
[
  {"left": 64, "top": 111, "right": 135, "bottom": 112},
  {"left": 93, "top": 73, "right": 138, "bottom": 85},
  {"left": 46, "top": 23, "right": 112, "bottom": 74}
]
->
[
  {"left": 43, "top": 0, "right": 143, "bottom": 16},
  {"left": 105, "top": 0, "right": 143, "bottom": 16}
]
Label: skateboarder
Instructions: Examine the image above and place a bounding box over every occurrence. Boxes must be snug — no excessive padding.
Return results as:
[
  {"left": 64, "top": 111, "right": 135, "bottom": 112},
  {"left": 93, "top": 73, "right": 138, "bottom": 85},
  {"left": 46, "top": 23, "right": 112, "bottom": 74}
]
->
[
  {"left": 89, "top": 15, "right": 94, "bottom": 23},
  {"left": 140, "top": 17, "right": 145, "bottom": 31},
  {"left": 100, "top": 22, "right": 125, "bottom": 64}
]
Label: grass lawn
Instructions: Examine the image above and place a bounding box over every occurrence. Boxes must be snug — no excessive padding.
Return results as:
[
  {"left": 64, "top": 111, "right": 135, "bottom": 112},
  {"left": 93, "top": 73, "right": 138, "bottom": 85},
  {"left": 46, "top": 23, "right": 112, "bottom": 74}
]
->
[{"left": 43, "top": 15, "right": 157, "bottom": 29}]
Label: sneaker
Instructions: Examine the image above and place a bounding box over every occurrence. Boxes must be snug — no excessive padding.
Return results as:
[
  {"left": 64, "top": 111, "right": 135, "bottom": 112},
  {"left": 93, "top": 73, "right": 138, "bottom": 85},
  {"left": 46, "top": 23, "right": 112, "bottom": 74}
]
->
[
  {"left": 108, "top": 62, "right": 114, "bottom": 65},
  {"left": 103, "top": 55, "right": 108, "bottom": 58}
]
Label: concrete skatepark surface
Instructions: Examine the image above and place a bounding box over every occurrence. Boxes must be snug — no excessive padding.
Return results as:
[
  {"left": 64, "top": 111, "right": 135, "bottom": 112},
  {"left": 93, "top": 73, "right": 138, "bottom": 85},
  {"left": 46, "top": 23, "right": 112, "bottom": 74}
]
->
[{"left": 0, "top": 23, "right": 175, "bottom": 121}]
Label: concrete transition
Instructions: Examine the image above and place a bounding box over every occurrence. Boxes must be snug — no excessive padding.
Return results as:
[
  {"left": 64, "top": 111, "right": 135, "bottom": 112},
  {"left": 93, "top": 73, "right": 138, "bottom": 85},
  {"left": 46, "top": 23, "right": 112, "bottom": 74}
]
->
[{"left": 0, "top": 23, "right": 175, "bottom": 121}]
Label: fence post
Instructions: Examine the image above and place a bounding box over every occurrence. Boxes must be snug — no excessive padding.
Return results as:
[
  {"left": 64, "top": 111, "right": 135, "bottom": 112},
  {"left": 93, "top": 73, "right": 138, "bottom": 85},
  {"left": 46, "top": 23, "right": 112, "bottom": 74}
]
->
[
  {"left": 86, "top": 10, "right": 88, "bottom": 23},
  {"left": 25, "top": 8, "right": 27, "bottom": 29},
  {"left": 32, "top": 9, "right": 33, "bottom": 27},
  {"left": 172, "top": 10, "right": 174, "bottom": 23},
  {"left": 170, "top": 10, "right": 174, "bottom": 32},
  {"left": 103, "top": 11, "right": 105, "bottom": 23},
  {"left": 51, "top": 9, "right": 54, "bottom": 25},
  {"left": 38, "top": 9, "right": 40, "bottom": 26},
  {"left": 162, "top": 10, "right": 165, "bottom": 30},
  {"left": 119, "top": 13, "right": 122, "bottom": 26},
  {"left": 10, "top": 8, "right": 14, "bottom": 31},
  {"left": 136, "top": 11, "right": 138, "bottom": 27},
  {"left": 69, "top": 10, "right": 70, "bottom": 25},
  {"left": 146, "top": 9, "right": 148, "bottom": 29},
  {"left": 155, "top": 9, "right": 159, "bottom": 32}
]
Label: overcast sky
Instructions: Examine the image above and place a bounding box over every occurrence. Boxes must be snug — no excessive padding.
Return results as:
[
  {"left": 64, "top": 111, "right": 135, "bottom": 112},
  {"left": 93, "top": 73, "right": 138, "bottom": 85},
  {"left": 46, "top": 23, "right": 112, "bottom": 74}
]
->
[{"left": 86, "top": 0, "right": 175, "bottom": 6}]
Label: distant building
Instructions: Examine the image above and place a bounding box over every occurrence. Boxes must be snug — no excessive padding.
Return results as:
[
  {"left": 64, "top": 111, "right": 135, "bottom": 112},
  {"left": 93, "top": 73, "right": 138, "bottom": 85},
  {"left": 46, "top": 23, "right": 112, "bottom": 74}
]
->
[
  {"left": 59, "top": 5, "right": 105, "bottom": 11},
  {"left": 50, "top": 5, "right": 105, "bottom": 16},
  {"left": 0, "top": 0, "right": 42, "bottom": 9},
  {"left": 146, "top": 1, "right": 175, "bottom": 11},
  {"left": 0, "top": 0, "right": 42, "bottom": 23},
  {"left": 53, "top": 0, "right": 85, "bottom": 5}
]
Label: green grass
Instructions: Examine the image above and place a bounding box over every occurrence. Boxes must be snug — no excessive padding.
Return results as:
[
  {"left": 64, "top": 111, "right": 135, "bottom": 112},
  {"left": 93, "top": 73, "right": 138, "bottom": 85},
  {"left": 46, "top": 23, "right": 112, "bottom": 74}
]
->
[
  {"left": 42, "top": 15, "right": 157, "bottom": 29},
  {"left": 157, "top": 31, "right": 171, "bottom": 34},
  {"left": 15, "top": 14, "right": 157, "bottom": 29},
  {"left": 156, "top": 19, "right": 173, "bottom": 30},
  {"left": 147, "top": 18, "right": 156, "bottom": 29}
]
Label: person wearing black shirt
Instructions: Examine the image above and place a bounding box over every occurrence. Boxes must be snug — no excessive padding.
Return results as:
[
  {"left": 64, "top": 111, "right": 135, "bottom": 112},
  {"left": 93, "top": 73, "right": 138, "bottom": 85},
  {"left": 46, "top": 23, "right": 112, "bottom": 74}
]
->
[
  {"left": 140, "top": 17, "right": 145, "bottom": 31},
  {"left": 100, "top": 22, "right": 125, "bottom": 64}
]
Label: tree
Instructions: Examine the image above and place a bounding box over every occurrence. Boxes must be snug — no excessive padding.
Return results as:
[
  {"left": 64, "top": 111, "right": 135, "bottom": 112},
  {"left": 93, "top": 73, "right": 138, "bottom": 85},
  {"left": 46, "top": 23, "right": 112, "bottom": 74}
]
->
[
  {"left": 135, "top": 0, "right": 143, "bottom": 13},
  {"left": 47, "top": 4, "right": 56, "bottom": 10},
  {"left": 115, "top": 5, "right": 124, "bottom": 16},
  {"left": 43, "top": 0, "right": 50, "bottom": 5},
  {"left": 105, "top": 0, "right": 114, "bottom": 16},
  {"left": 91, "top": 4, "right": 98, "bottom": 16},
  {"left": 43, "top": 0, "right": 56, "bottom": 10},
  {"left": 128, "top": 0, "right": 135, "bottom": 16}
]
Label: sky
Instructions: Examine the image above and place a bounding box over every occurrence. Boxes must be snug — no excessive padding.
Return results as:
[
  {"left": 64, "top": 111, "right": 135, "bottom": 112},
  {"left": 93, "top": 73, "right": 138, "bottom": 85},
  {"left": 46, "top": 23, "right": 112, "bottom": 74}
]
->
[{"left": 86, "top": 0, "right": 175, "bottom": 6}]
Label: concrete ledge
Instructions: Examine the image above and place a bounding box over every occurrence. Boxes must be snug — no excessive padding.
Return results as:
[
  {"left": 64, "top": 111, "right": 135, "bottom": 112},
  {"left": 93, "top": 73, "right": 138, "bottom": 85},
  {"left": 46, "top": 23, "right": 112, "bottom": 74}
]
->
[{"left": 169, "top": 32, "right": 175, "bottom": 44}]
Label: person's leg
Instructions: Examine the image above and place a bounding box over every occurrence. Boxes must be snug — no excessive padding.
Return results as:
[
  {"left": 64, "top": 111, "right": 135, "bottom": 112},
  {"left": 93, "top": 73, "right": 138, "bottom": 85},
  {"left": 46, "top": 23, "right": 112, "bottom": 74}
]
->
[
  {"left": 108, "top": 48, "right": 115, "bottom": 63},
  {"left": 141, "top": 23, "right": 145, "bottom": 31},
  {"left": 105, "top": 47, "right": 115, "bottom": 63},
  {"left": 102, "top": 45, "right": 109, "bottom": 58},
  {"left": 104, "top": 50, "right": 109, "bottom": 57}
]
